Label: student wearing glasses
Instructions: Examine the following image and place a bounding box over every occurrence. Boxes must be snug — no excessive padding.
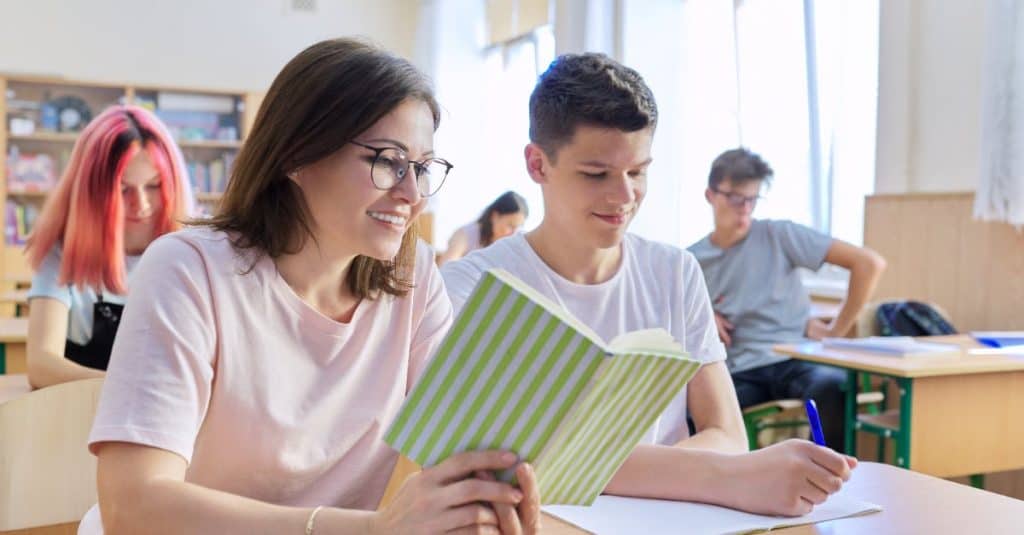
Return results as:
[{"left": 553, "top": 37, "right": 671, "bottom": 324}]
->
[
  {"left": 81, "top": 38, "right": 540, "bottom": 534},
  {"left": 687, "top": 147, "right": 887, "bottom": 450}
]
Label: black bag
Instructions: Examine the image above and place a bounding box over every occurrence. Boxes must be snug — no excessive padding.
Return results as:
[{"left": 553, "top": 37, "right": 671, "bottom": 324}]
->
[{"left": 876, "top": 300, "right": 957, "bottom": 337}]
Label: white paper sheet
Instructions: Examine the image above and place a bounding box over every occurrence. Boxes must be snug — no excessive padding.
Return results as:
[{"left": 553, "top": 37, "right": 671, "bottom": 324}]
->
[{"left": 543, "top": 493, "right": 881, "bottom": 534}]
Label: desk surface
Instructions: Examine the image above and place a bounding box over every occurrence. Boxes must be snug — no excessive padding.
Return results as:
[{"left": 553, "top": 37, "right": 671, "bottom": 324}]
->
[
  {"left": 542, "top": 462, "right": 1024, "bottom": 534},
  {"left": 0, "top": 317, "right": 29, "bottom": 344},
  {"left": 774, "top": 334, "right": 1024, "bottom": 378}
]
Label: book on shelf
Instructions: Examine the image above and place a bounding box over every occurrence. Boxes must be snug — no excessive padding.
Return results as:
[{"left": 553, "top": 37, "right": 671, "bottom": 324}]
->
[
  {"left": 157, "top": 92, "right": 235, "bottom": 114},
  {"left": 186, "top": 152, "right": 236, "bottom": 195},
  {"left": 5, "top": 201, "right": 40, "bottom": 245},
  {"left": 822, "top": 336, "right": 961, "bottom": 357},
  {"left": 384, "top": 268, "right": 703, "bottom": 505}
]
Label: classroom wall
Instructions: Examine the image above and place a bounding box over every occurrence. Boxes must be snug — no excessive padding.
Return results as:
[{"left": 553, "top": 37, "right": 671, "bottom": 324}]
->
[
  {"left": 0, "top": 0, "right": 418, "bottom": 91},
  {"left": 874, "top": 0, "right": 986, "bottom": 193}
]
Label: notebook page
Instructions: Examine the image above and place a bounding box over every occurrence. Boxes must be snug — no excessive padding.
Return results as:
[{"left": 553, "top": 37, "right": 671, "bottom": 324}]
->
[{"left": 544, "top": 493, "right": 881, "bottom": 535}]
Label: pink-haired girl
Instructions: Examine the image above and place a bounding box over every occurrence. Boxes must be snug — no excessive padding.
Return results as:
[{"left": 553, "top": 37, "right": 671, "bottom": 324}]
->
[{"left": 24, "top": 104, "right": 191, "bottom": 388}]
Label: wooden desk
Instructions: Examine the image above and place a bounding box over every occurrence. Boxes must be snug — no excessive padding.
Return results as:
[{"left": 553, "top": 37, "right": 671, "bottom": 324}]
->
[
  {"left": 0, "top": 318, "right": 29, "bottom": 375},
  {"left": 775, "top": 335, "right": 1024, "bottom": 477},
  {"left": 543, "top": 462, "right": 1024, "bottom": 534}
]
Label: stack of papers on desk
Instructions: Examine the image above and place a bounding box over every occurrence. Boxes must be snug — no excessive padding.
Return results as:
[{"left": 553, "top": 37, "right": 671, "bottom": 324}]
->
[
  {"left": 821, "top": 337, "right": 961, "bottom": 357},
  {"left": 970, "top": 331, "right": 1024, "bottom": 349},
  {"left": 544, "top": 493, "right": 881, "bottom": 535},
  {"left": 967, "top": 332, "right": 1024, "bottom": 356}
]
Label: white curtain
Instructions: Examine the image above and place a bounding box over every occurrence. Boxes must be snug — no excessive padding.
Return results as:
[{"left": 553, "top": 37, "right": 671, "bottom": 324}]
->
[{"left": 976, "top": 0, "right": 1024, "bottom": 227}]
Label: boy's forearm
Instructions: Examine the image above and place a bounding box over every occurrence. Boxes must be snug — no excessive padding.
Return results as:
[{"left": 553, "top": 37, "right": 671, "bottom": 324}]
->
[
  {"left": 603, "top": 445, "right": 727, "bottom": 503},
  {"left": 676, "top": 426, "right": 747, "bottom": 453}
]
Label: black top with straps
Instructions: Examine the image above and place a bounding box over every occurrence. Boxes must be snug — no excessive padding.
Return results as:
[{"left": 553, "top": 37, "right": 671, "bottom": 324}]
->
[{"left": 64, "top": 296, "right": 123, "bottom": 371}]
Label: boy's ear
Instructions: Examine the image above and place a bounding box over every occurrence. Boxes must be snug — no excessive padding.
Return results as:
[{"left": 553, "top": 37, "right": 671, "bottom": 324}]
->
[
  {"left": 524, "top": 143, "right": 550, "bottom": 185},
  {"left": 705, "top": 187, "right": 713, "bottom": 204}
]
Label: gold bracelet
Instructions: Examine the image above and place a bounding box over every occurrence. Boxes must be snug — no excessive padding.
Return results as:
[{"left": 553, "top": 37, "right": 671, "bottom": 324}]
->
[{"left": 305, "top": 506, "right": 324, "bottom": 535}]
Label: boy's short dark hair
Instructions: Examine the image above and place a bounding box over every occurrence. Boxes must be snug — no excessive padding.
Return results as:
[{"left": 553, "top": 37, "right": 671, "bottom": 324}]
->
[
  {"left": 708, "top": 148, "right": 774, "bottom": 190},
  {"left": 529, "top": 53, "right": 657, "bottom": 160}
]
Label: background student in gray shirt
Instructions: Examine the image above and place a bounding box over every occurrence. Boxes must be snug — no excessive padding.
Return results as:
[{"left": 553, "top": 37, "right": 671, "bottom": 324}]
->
[{"left": 688, "top": 148, "right": 887, "bottom": 449}]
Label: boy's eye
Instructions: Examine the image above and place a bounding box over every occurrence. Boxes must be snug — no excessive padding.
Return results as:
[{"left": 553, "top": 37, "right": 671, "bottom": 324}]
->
[{"left": 581, "top": 172, "right": 606, "bottom": 179}]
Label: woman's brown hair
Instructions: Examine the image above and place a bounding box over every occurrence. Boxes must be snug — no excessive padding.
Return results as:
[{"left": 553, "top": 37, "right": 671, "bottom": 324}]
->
[{"left": 205, "top": 38, "right": 440, "bottom": 298}]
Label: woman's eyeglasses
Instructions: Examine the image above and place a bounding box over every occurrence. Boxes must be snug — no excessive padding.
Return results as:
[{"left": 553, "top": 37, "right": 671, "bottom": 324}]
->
[{"left": 351, "top": 140, "right": 453, "bottom": 197}]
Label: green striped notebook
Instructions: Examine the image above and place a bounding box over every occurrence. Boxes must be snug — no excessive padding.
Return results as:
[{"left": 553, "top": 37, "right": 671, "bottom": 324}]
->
[{"left": 384, "top": 269, "right": 702, "bottom": 505}]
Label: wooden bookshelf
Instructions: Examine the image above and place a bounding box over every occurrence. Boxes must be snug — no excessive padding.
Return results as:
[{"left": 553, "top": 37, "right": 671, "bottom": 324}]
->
[
  {"left": 1, "top": 74, "right": 258, "bottom": 282},
  {"left": 9, "top": 132, "right": 78, "bottom": 143},
  {"left": 178, "top": 139, "right": 243, "bottom": 149}
]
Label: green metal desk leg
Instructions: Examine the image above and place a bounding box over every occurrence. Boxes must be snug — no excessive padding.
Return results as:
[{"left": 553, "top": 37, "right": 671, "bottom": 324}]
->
[
  {"left": 0, "top": 342, "right": 6, "bottom": 374},
  {"left": 895, "top": 378, "right": 913, "bottom": 468},
  {"left": 844, "top": 370, "right": 857, "bottom": 455}
]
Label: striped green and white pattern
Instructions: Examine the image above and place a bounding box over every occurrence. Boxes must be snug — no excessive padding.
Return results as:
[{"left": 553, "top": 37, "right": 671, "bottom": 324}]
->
[{"left": 384, "top": 269, "right": 701, "bottom": 505}]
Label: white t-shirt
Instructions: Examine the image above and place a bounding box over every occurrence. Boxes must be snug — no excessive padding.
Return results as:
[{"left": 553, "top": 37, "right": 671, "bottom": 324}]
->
[
  {"left": 80, "top": 228, "right": 452, "bottom": 533},
  {"left": 27, "top": 246, "right": 141, "bottom": 344},
  {"left": 458, "top": 221, "right": 484, "bottom": 252},
  {"left": 440, "top": 233, "right": 726, "bottom": 446}
]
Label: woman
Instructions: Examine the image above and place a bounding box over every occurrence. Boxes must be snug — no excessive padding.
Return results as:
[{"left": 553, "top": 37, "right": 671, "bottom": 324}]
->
[
  {"left": 439, "top": 190, "right": 528, "bottom": 264},
  {"left": 84, "top": 39, "right": 540, "bottom": 534},
  {"left": 24, "top": 105, "right": 191, "bottom": 389}
]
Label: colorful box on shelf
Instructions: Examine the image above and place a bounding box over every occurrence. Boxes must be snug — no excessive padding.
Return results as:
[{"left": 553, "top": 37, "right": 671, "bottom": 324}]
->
[{"left": 6, "top": 149, "right": 57, "bottom": 193}]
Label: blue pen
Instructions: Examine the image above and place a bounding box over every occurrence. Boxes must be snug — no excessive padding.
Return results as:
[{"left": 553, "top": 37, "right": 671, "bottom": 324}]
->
[{"left": 804, "top": 398, "right": 827, "bottom": 447}]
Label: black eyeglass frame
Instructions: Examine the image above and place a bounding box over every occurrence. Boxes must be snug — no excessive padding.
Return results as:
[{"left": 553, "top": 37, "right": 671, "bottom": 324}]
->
[
  {"left": 711, "top": 187, "right": 763, "bottom": 208},
  {"left": 350, "top": 140, "right": 453, "bottom": 197}
]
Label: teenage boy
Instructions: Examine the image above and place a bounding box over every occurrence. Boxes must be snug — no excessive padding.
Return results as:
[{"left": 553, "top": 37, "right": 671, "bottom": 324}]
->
[
  {"left": 441, "top": 53, "right": 856, "bottom": 516},
  {"left": 688, "top": 147, "right": 887, "bottom": 449}
]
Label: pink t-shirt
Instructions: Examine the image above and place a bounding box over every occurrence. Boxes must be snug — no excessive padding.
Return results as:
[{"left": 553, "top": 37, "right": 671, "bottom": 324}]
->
[{"left": 82, "top": 227, "right": 452, "bottom": 530}]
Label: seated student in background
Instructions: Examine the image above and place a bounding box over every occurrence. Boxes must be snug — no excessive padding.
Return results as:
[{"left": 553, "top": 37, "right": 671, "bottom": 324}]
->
[
  {"left": 82, "top": 39, "right": 540, "bottom": 535},
  {"left": 438, "top": 190, "right": 528, "bottom": 263},
  {"left": 687, "top": 147, "right": 887, "bottom": 450},
  {"left": 442, "top": 52, "right": 856, "bottom": 517},
  {"left": 24, "top": 105, "right": 192, "bottom": 389}
]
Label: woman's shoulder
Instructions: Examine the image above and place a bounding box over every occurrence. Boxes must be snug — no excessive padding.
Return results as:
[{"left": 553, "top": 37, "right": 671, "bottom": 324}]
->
[
  {"left": 142, "top": 227, "right": 256, "bottom": 277},
  {"left": 149, "top": 227, "right": 238, "bottom": 258}
]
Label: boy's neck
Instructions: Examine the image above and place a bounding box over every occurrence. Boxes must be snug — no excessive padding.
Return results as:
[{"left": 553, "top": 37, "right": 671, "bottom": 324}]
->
[
  {"left": 709, "top": 225, "right": 751, "bottom": 250},
  {"left": 525, "top": 224, "right": 623, "bottom": 285}
]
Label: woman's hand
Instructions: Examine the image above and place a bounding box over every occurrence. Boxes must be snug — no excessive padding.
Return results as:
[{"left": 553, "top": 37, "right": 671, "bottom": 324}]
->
[
  {"left": 477, "top": 462, "right": 542, "bottom": 534},
  {"left": 371, "top": 450, "right": 527, "bottom": 534}
]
